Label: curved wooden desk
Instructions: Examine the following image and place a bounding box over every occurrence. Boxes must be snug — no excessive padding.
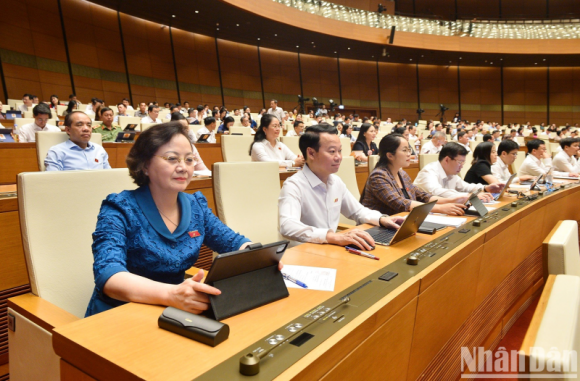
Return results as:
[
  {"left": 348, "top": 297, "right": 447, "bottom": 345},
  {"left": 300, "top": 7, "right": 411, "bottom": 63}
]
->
[{"left": 49, "top": 183, "right": 580, "bottom": 381}]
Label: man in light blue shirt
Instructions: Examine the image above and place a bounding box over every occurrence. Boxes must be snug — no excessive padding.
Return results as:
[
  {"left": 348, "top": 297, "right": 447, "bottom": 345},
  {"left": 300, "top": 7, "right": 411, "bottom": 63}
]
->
[{"left": 45, "top": 111, "right": 111, "bottom": 171}]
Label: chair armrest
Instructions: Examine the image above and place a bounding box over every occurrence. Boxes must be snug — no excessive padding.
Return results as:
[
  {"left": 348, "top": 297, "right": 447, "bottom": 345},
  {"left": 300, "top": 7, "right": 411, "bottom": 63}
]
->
[{"left": 8, "top": 293, "right": 79, "bottom": 333}]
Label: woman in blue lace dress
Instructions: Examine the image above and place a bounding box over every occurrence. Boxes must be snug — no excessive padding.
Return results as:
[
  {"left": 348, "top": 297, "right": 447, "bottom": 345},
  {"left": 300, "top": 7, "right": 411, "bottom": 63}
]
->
[{"left": 86, "top": 122, "right": 252, "bottom": 317}]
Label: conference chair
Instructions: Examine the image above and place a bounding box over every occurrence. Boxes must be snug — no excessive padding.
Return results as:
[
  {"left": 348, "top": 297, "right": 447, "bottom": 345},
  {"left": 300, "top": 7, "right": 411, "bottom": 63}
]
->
[
  {"left": 419, "top": 154, "right": 439, "bottom": 170},
  {"left": 542, "top": 220, "right": 580, "bottom": 279},
  {"left": 213, "top": 161, "right": 282, "bottom": 244},
  {"left": 109, "top": 105, "right": 119, "bottom": 114},
  {"left": 141, "top": 122, "right": 159, "bottom": 132},
  {"left": 335, "top": 156, "right": 360, "bottom": 226},
  {"left": 230, "top": 126, "right": 252, "bottom": 136},
  {"left": 518, "top": 274, "right": 580, "bottom": 379},
  {"left": 280, "top": 136, "right": 301, "bottom": 156},
  {"left": 469, "top": 140, "right": 479, "bottom": 152},
  {"left": 35, "top": 132, "right": 102, "bottom": 171},
  {"left": 14, "top": 118, "right": 56, "bottom": 133},
  {"left": 352, "top": 131, "right": 359, "bottom": 139},
  {"left": 7, "top": 169, "right": 137, "bottom": 381},
  {"left": 511, "top": 151, "right": 526, "bottom": 173},
  {"left": 368, "top": 154, "right": 379, "bottom": 173},
  {"left": 475, "top": 135, "right": 483, "bottom": 142},
  {"left": 117, "top": 116, "right": 141, "bottom": 129},
  {"left": 221, "top": 135, "right": 253, "bottom": 162},
  {"left": 23, "top": 110, "right": 34, "bottom": 118},
  {"left": 7, "top": 98, "right": 19, "bottom": 109},
  {"left": 56, "top": 105, "right": 67, "bottom": 116},
  {"left": 459, "top": 153, "right": 473, "bottom": 179},
  {"left": 232, "top": 115, "right": 241, "bottom": 126},
  {"left": 516, "top": 136, "right": 524, "bottom": 146},
  {"left": 340, "top": 137, "right": 352, "bottom": 156}
]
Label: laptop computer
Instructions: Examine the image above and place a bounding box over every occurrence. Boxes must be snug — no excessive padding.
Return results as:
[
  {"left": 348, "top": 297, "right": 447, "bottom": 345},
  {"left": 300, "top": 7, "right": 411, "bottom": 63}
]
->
[
  {"left": 491, "top": 172, "right": 517, "bottom": 201},
  {"left": 115, "top": 132, "right": 136, "bottom": 143},
  {"left": 465, "top": 194, "right": 489, "bottom": 217},
  {"left": 5, "top": 111, "right": 22, "bottom": 120},
  {"left": 529, "top": 174, "right": 544, "bottom": 190},
  {"left": 0, "top": 128, "right": 15, "bottom": 142},
  {"left": 365, "top": 201, "right": 437, "bottom": 246},
  {"left": 123, "top": 123, "right": 138, "bottom": 132},
  {"left": 196, "top": 133, "right": 211, "bottom": 143}
]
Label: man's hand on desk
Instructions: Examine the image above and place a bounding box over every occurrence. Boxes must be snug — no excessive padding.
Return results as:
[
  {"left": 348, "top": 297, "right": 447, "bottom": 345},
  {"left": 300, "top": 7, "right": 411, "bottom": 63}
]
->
[
  {"left": 519, "top": 175, "right": 535, "bottom": 182},
  {"left": 167, "top": 269, "right": 221, "bottom": 314},
  {"left": 327, "top": 229, "right": 376, "bottom": 251},
  {"left": 477, "top": 192, "right": 495, "bottom": 203},
  {"left": 484, "top": 183, "right": 504, "bottom": 194},
  {"left": 380, "top": 215, "right": 405, "bottom": 229},
  {"left": 569, "top": 173, "right": 580, "bottom": 178},
  {"left": 432, "top": 203, "right": 466, "bottom": 216}
]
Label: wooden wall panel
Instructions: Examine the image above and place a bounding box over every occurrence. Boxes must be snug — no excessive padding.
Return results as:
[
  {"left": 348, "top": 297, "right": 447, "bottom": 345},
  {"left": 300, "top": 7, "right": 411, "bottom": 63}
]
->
[
  {"left": 460, "top": 66, "right": 501, "bottom": 123},
  {"left": 502, "top": 0, "right": 546, "bottom": 18},
  {"left": 418, "top": 64, "right": 459, "bottom": 121},
  {"left": 172, "top": 28, "right": 202, "bottom": 106},
  {"left": 504, "top": 67, "right": 548, "bottom": 124},
  {"left": 301, "top": 54, "right": 340, "bottom": 107},
  {"left": 260, "top": 47, "right": 300, "bottom": 111},
  {"left": 549, "top": 67, "right": 578, "bottom": 126}
]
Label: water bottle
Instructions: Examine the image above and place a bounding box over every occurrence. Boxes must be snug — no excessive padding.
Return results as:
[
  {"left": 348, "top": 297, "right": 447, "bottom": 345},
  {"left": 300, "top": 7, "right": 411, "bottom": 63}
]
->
[{"left": 546, "top": 169, "right": 553, "bottom": 184}]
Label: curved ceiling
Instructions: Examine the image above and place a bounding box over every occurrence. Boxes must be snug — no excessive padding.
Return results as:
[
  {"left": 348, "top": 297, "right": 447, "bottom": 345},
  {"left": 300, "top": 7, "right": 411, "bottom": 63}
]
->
[{"left": 90, "top": 0, "right": 580, "bottom": 66}]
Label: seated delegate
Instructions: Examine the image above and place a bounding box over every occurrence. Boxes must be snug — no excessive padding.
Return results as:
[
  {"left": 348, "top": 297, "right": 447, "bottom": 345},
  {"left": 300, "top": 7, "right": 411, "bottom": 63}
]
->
[
  {"left": 351, "top": 123, "right": 377, "bottom": 162},
  {"left": 44, "top": 111, "right": 111, "bottom": 171},
  {"left": 360, "top": 134, "right": 466, "bottom": 216},
  {"left": 420, "top": 131, "right": 446, "bottom": 154},
  {"left": 519, "top": 139, "right": 567, "bottom": 178},
  {"left": 86, "top": 122, "right": 255, "bottom": 317},
  {"left": 413, "top": 142, "right": 503, "bottom": 203},
  {"left": 94, "top": 107, "right": 123, "bottom": 142},
  {"left": 464, "top": 142, "right": 501, "bottom": 185},
  {"left": 279, "top": 124, "right": 404, "bottom": 251},
  {"left": 551, "top": 138, "right": 580, "bottom": 176},
  {"left": 18, "top": 103, "right": 61, "bottom": 142},
  {"left": 491, "top": 139, "right": 534, "bottom": 183},
  {"left": 250, "top": 114, "right": 305, "bottom": 167}
]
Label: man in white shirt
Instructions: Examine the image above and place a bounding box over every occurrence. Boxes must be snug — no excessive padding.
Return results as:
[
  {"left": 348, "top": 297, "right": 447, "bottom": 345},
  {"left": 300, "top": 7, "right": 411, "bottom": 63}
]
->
[
  {"left": 18, "top": 104, "right": 61, "bottom": 142},
  {"left": 279, "top": 124, "right": 404, "bottom": 248},
  {"left": 196, "top": 117, "right": 217, "bottom": 143},
  {"left": 456, "top": 131, "right": 471, "bottom": 153},
  {"left": 286, "top": 120, "right": 304, "bottom": 137},
  {"left": 414, "top": 142, "right": 503, "bottom": 202},
  {"left": 122, "top": 98, "right": 134, "bottom": 111},
  {"left": 113, "top": 103, "right": 129, "bottom": 123},
  {"left": 19, "top": 94, "right": 34, "bottom": 113},
  {"left": 267, "top": 99, "right": 284, "bottom": 124},
  {"left": 552, "top": 138, "right": 580, "bottom": 176},
  {"left": 141, "top": 105, "right": 162, "bottom": 123},
  {"left": 240, "top": 115, "right": 256, "bottom": 135},
  {"left": 491, "top": 140, "right": 534, "bottom": 183},
  {"left": 420, "top": 131, "right": 446, "bottom": 154},
  {"left": 519, "top": 139, "right": 566, "bottom": 178}
]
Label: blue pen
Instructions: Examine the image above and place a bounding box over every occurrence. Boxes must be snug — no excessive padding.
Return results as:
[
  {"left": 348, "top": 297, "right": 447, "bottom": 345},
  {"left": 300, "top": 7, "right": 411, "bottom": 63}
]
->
[{"left": 282, "top": 273, "right": 308, "bottom": 288}]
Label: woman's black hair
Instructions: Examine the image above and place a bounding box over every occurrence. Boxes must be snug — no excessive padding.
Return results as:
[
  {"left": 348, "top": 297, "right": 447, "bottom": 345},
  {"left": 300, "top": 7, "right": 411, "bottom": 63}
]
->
[
  {"left": 471, "top": 141, "right": 494, "bottom": 164},
  {"left": 355, "top": 123, "right": 374, "bottom": 144},
  {"left": 223, "top": 116, "right": 235, "bottom": 125},
  {"left": 65, "top": 100, "right": 76, "bottom": 113},
  {"left": 249, "top": 114, "right": 278, "bottom": 155},
  {"left": 126, "top": 122, "right": 191, "bottom": 186},
  {"left": 375, "top": 134, "right": 405, "bottom": 169}
]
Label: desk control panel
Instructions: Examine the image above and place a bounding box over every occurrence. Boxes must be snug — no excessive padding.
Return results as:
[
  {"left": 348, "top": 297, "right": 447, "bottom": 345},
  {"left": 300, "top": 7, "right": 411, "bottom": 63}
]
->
[{"left": 194, "top": 185, "right": 578, "bottom": 381}]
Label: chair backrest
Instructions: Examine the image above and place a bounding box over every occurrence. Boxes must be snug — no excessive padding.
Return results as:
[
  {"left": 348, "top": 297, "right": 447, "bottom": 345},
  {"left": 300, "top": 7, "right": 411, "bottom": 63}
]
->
[
  {"left": 230, "top": 127, "right": 252, "bottom": 136},
  {"left": 7, "top": 98, "right": 19, "bottom": 109},
  {"left": 118, "top": 116, "right": 141, "bottom": 128},
  {"left": 543, "top": 220, "right": 580, "bottom": 279},
  {"left": 522, "top": 129, "right": 532, "bottom": 137},
  {"left": 141, "top": 123, "right": 159, "bottom": 132},
  {"left": 17, "top": 169, "right": 138, "bottom": 318},
  {"left": 520, "top": 274, "right": 580, "bottom": 378},
  {"left": 24, "top": 110, "right": 34, "bottom": 118},
  {"left": 351, "top": 131, "right": 359, "bottom": 139},
  {"left": 221, "top": 135, "right": 254, "bottom": 162},
  {"left": 36, "top": 132, "right": 103, "bottom": 171},
  {"left": 340, "top": 137, "right": 352, "bottom": 157},
  {"left": 232, "top": 116, "right": 242, "bottom": 126},
  {"left": 419, "top": 154, "right": 439, "bottom": 170},
  {"left": 188, "top": 124, "right": 204, "bottom": 135},
  {"left": 550, "top": 142, "right": 560, "bottom": 154},
  {"left": 459, "top": 153, "right": 473, "bottom": 179},
  {"left": 469, "top": 140, "right": 479, "bottom": 152},
  {"left": 475, "top": 135, "right": 483, "bottom": 142},
  {"left": 335, "top": 156, "right": 359, "bottom": 225},
  {"left": 56, "top": 105, "right": 67, "bottom": 116},
  {"left": 280, "top": 136, "right": 301, "bottom": 156},
  {"left": 109, "top": 105, "right": 119, "bottom": 114},
  {"left": 511, "top": 151, "right": 526, "bottom": 173},
  {"left": 368, "top": 155, "right": 379, "bottom": 173},
  {"left": 213, "top": 162, "right": 282, "bottom": 244},
  {"left": 516, "top": 136, "right": 524, "bottom": 146}
]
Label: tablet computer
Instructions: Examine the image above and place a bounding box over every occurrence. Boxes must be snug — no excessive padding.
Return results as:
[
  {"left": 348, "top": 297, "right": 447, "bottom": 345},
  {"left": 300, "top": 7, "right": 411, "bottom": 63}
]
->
[
  {"left": 204, "top": 241, "right": 289, "bottom": 286},
  {"left": 197, "top": 133, "right": 211, "bottom": 143},
  {"left": 115, "top": 131, "right": 136, "bottom": 143},
  {"left": 124, "top": 123, "right": 138, "bottom": 131}
]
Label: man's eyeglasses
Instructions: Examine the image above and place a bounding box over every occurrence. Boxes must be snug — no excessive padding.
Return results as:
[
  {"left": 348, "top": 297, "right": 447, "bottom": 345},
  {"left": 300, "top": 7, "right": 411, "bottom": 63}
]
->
[{"left": 155, "top": 155, "right": 196, "bottom": 166}]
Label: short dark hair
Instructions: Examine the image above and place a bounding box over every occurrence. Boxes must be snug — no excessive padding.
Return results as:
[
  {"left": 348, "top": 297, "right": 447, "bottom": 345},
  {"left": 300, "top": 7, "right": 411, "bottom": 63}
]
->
[
  {"left": 483, "top": 134, "right": 492, "bottom": 142},
  {"left": 299, "top": 123, "right": 338, "bottom": 158},
  {"left": 471, "top": 141, "right": 495, "bottom": 164},
  {"left": 498, "top": 139, "right": 519, "bottom": 155},
  {"left": 560, "top": 137, "right": 578, "bottom": 149},
  {"left": 526, "top": 139, "right": 544, "bottom": 153},
  {"left": 392, "top": 127, "right": 406, "bottom": 135},
  {"left": 197, "top": 104, "right": 204, "bottom": 112},
  {"left": 32, "top": 103, "right": 51, "bottom": 117},
  {"left": 64, "top": 111, "right": 90, "bottom": 127},
  {"left": 148, "top": 105, "right": 159, "bottom": 113},
  {"left": 170, "top": 112, "right": 185, "bottom": 121},
  {"left": 438, "top": 142, "right": 468, "bottom": 161},
  {"left": 23, "top": 93, "right": 33, "bottom": 100},
  {"left": 457, "top": 131, "right": 467, "bottom": 139},
  {"left": 100, "top": 107, "right": 113, "bottom": 116},
  {"left": 126, "top": 122, "right": 191, "bottom": 187},
  {"left": 376, "top": 134, "right": 405, "bottom": 169},
  {"left": 122, "top": 98, "right": 130, "bottom": 102},
  {"left": 204, "top": 117, "right": 216, "bottom": 126},
  {"left": 293, "top": 120, "right": 304, "bottom": 128},
  {"left": 117, "top": 103, "right": 125, "bottom": 108}
]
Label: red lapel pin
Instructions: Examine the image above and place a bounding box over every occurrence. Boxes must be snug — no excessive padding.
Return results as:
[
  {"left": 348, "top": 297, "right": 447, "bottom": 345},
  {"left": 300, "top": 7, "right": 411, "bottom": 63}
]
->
[{"left": 188, "top": 230, "right": 200, "bottom": 238}]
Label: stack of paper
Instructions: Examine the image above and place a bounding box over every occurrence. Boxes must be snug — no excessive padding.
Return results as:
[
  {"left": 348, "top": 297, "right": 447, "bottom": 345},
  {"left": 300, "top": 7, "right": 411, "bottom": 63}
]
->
[
  {"left": 282, "top": 265, "right": 336, "bottom": 291},
  {"left": 424, "top": 215, "right": 467, "bottom": 228}
]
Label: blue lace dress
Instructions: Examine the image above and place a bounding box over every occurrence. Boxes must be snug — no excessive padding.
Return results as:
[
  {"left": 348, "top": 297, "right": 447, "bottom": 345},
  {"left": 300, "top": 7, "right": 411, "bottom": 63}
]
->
[{"left": 85, "top": 185, "right": 250, "bottom": 317}]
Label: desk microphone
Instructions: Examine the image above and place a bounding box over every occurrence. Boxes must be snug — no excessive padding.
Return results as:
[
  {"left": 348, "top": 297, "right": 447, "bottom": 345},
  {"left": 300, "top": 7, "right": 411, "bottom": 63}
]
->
[{"left": 239, "top": 297, "right": 350, "bottom": 376}]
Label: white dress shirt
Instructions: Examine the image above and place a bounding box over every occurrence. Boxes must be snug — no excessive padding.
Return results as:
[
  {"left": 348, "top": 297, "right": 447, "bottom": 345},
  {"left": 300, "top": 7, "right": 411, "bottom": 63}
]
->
[
  {"left": 285, "top": 129, "right": 299, "bottom": 137},
  {"left": 267, "top": 107, "right": 285, "bottom": 124},
  {"left": 491, "top": 158, "right": 520, "bottom": 183},
  {"left": 251, "top": 140, "right": 297, "bottom": 167},
  {"left": 278, "top": 164, "right": 382, "bottom": 243},
  {"left": 18, "top": 123, "right": 61, "bottom": 142},
  {"left": 195, "top": 126, "right": 216, "bottom": 143},
  {"left": 19, "top": 104, "right": 30, "bottom": 113},
  {"left": 113, "top": 114, "right": 129, "bottom": 123},
  {"left": 552, "top": 150, "right": 580, "bottom": 174},
  {"left": 420, "top": 140, "right": 442, "bottom": 154},
  {"left": 141, "top": 116, "right": 161, "bottom": 123},
  {"left": 458, "top": 142, "right": 471, "bottom": 153},
  {"left": 414, "top": 161, "right": 484, "bottom": 198},
  {"left": 519, "top": 154, "right": 565, "bottom": 177}
]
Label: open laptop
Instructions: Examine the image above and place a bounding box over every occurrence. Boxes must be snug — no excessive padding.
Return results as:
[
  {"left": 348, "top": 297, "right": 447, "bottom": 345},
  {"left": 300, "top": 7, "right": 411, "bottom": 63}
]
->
[
  {"left": 115, "top": 132, "right": 136, "bottom": 143},
  {"left": 123, "top": 123, "right": 138, "bottom": 132},
  {"left": 0, "top": 128, "right": 15, "bottom": 142},
  {"left": 465, "top": 194, "right": 489, "bottom": 217},
  {"left": 365, "top": 201, "right": 437, "bottom": 246},
  {"left": 5, "top": 111, "right": 22, "bottom": 120},
  {"left": 528, "top": 174, "right": 544, "bottom": 190},
  {"left": 491, "top": 172, "right": 517, "bottom": 201},
  {"left": 196, "top": 133, "right": 211, "bottom": 143}
]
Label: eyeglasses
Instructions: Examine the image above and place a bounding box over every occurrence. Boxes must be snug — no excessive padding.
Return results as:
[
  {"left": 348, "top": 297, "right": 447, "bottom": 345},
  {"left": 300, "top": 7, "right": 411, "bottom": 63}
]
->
[
  {"left": 155, "top": 155, "right": 196, "bottom": 166},
  {"left": 453, "top": 159, "right": 466, "bottom": 165}
]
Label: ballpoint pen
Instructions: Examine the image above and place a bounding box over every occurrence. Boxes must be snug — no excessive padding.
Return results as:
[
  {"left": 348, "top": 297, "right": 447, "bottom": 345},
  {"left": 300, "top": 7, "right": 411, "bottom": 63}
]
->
[
  {"left": 282, "top": 273, "right": 308, "bottom": 288},
  {"left": 345, "top": 246, "right": 380, "bottom": 260}
]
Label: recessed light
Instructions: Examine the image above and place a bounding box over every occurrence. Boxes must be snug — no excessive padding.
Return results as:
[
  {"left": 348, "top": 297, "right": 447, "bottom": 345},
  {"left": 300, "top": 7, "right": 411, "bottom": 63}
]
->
[
  {"left": 236, "top": 24, "right": 239, "bottom": 26},
  {"left": 410, "top": 58, "right": 413, "bottom": 61},
  {"left": 500, "top": 58, "right": 503, "bottom": 61},
  {"left": 421, "top": 55, "right": 424, "bottom": 57},
  {"left": 334, "top": 51, "right": 337, "bottom": 53},
  {"left": 543, "top": 58, "right": 546, "bottom": 61},
  {"left": 490, "top": 62, "right": 493, "bottom": 64},
  {"left": 459, "top": 57, "right": 462, "bottom": 59},
  {"left": 216, "top": 28, "right": 219, "bottom": 30},
  {"left": 257, "top": 38, "right": 260, "bottom": 41},
  {"left": 311, "top": 42, "right": 314, "bottom": 44},
  {"left": 274, "top": 34, "right": 277, "bottom": 36},
  {"left": 372, "top": 55, "right": 374, "bottom": 58},
  {"left": 348, "top": 47, "right": 351, "bottom": 50},
  {"left": 296, "top": 45, "right": 299, "bottom": 48},
  {"left": 216, "top": 23, "right": 219, "bottom": 26},
  {"left": 195, "top": 10, "right": 199, "bottom": 13},
  {"left": 535, "top": 62, "right": 538, "bottom": 65},
  {"left": 172, "top": 15, "right": 175, "bottom": 18}
]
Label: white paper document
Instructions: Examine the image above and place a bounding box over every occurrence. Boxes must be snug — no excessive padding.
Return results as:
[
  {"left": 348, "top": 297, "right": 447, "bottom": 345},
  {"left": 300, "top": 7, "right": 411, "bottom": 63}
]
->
[
  {"left": 469, "top": 206, "right": 496, "bottom": 212},
  {"left": 509, "top": 184, "right": 530, "bottom": 190},
  {"left": 424, "top": 215, "right": 467, "bottom": 228},
  {"left": 482, "top": 200, "right": 499, "bottom": 205},
  {"left": 554, "top": 176, "right": 579, "bottom": 180},
  {"left": 282, "top": 265, "right": 336, "bottom": 291},
  {"left": 194, "top": 170, "right": 212, "bottom": 177}
]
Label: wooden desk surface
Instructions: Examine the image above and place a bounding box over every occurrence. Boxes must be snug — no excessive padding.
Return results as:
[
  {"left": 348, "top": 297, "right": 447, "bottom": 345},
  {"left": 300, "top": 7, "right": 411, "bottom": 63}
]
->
[{"left": 51, "top": 184, "right": 580, "bottom": 381}]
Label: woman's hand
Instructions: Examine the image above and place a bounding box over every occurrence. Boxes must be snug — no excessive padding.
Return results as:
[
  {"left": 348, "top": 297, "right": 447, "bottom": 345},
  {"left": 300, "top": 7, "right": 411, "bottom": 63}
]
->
[{"left": 166, "top": 270, "right": 221, "bottom": 314}]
